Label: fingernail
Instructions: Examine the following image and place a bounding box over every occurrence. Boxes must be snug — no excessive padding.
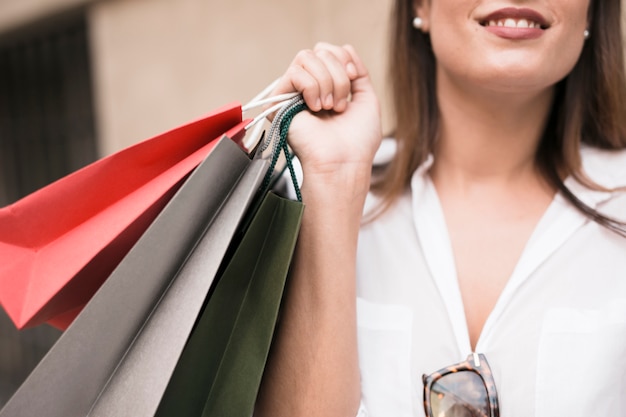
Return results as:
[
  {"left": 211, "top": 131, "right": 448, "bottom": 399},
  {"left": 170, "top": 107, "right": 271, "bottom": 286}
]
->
[
  {"left": 314, "top": 98, "right": 322, "bottom": 110},
  {"left": 347, "top": 63, "right": 357, "bottom": 78},
  {"left": 324, "top": 94, "right": 334, "bottom": 108}
]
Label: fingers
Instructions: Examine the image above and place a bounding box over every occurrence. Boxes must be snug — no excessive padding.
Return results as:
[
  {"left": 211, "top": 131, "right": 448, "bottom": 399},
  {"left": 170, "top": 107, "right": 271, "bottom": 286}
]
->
[
  {"left": 341, "top": 44, "right": 372, "bottom": 96},
  {"left": 314, "top": 44, "right": 353, "bottom": 112},
  {"left": 273, "top": 43, "right": 367, "bottom": 113}
]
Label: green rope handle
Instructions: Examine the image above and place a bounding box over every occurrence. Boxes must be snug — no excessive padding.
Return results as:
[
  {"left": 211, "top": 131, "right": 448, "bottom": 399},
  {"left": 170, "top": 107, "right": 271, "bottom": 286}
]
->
[{"left": 262, "top": 101, "right": 307, "bottom": 202}]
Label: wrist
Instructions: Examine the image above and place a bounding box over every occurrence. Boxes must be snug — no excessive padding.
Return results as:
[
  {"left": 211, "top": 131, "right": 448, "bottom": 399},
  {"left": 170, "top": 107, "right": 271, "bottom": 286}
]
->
[{"left": 300, "top": 164, "right": 371, "bottom": 211}]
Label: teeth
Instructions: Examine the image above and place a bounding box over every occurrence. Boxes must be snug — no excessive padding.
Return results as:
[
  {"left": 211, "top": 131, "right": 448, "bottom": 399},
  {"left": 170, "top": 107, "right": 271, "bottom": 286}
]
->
[{"left": 486, "top": 18, "right": 541, "bottom": 29}]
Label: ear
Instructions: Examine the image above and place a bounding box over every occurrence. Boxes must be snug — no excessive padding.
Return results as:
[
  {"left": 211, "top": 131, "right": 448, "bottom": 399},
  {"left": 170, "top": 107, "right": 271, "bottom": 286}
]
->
[{"left": 414, "top": 0, "right": 431, "bottom": 32}]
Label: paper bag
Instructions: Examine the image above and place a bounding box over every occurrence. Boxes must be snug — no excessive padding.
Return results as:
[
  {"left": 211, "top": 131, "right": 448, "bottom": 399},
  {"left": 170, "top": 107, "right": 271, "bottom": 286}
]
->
[{"left": 0, "top": 103, "right": 245, "bottom": 329}]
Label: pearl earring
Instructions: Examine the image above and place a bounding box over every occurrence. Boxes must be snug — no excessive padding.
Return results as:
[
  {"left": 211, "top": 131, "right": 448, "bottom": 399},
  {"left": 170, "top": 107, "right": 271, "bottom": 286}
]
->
[
  {"left": 583, "top": 29, "right": 590, "bottom": 39},
  {"left": 413, "top": 17, "right": 423, "bottom": 30}
]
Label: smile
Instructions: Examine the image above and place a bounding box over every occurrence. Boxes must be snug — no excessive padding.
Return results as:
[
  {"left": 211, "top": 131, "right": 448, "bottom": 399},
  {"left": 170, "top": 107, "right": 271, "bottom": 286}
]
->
[
  {"left": 479, "top": 7, "right": 551, "bottom": 31},
  {"left": 478, "top": 7, "right": 550, "bottom": 39}
]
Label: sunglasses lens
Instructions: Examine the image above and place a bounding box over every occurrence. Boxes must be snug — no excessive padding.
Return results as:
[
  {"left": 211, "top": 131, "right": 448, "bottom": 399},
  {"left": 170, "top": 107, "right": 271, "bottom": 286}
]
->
[{"left": 430, "top": 371, "right": 490, "bottom": 417}]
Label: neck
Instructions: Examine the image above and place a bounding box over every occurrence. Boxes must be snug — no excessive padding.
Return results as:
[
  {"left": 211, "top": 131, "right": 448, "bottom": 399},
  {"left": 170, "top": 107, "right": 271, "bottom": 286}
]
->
[{"left": 430, "top": 76, "right": 555, "bottom": 189}]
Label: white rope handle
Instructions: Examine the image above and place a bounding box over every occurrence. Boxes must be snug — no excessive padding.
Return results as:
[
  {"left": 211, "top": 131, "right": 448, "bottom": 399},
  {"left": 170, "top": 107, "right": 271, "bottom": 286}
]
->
[
  {"left": 244, "top": 101, "right": 287, "bottom": 131},
  {"left": 240, "top": 78, "right": 304, "bottom": 152},
  {"left": 240, "top": 101, "right": 288, "bottom": 152},
  {"left": 242, "top": 92, "right": 300, "bottom": 113}
]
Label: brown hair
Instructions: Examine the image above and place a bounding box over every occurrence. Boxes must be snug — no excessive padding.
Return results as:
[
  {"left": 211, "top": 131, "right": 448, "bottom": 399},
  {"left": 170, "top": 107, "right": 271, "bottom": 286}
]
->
[{"left": 371, "top": 0, "right": 626, "bottom": 235}]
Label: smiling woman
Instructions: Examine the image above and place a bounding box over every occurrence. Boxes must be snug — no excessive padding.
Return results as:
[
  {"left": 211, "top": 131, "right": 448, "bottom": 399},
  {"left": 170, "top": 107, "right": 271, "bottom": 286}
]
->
[{"left": 253, "top": 1, "right": 626, "bottom": 417}]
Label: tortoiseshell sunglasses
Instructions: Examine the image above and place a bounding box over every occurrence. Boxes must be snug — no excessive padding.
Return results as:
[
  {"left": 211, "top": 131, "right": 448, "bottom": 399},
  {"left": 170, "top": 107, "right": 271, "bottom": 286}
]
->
[{"left": 422, "top": 353, "right": 499, "bottom": 417}]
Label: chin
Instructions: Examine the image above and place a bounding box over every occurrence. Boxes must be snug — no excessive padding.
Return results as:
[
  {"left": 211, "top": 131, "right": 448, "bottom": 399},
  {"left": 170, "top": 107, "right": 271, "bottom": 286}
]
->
[{"left": 472, "top": 60, "right": 570, "bottom": 94}]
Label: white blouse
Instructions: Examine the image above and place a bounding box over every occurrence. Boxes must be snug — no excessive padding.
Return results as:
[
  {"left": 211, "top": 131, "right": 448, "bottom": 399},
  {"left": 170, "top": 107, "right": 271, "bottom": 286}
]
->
[{"left": 355, "top": 145, "right": 626, "bottom": 417}]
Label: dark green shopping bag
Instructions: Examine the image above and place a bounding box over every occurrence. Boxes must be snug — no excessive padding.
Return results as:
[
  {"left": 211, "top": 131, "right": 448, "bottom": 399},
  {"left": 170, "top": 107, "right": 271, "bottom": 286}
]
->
[{"left": 155, "top": 191, "right": 303, "bottom": 417}]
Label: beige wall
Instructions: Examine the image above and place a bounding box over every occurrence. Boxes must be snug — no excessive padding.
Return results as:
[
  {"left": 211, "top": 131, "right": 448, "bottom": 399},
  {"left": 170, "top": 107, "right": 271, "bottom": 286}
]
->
[
  {"left": 2, "top": 0, "right": 626, "bottom": 157},
  {"left": 88, "top": 0, "right": 394, "bottom": 156}
]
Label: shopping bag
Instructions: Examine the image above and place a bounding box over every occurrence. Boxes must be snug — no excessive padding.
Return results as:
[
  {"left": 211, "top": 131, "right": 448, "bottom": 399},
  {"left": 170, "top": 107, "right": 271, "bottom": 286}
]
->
[
  {"left": 0, "top": 103, "right": 247, "bottom": 330},
  {"left": 154, "top": 96, "right": 307, "bottom": 417},
  {"left": 89, "top": 97, "right": 307, "bottom": 417},
  {"left": 87, "top": 158, "right": 270, "bottom": 417},
  {"left": 154, "top": 192, "right": 303, "bottom": 417},
  {"left": 0, "top": 135, "right": 266, "bottom": 417}
]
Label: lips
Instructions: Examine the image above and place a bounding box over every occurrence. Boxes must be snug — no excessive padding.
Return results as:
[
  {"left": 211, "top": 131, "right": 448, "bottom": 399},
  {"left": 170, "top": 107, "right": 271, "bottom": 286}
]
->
[
  {"left": 480, "top": 7, "right": 550, "bottom": 30},
  {"left": 479, "top": 7, "right": 550, "bottom": 40}
]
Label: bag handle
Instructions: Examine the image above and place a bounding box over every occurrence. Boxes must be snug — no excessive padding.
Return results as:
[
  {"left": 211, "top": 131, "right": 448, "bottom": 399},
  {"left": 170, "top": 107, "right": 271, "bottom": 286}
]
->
[
  {"left": 239, "top": 80, "right": 308, "bottom": 201},
  {"left": 262, "top": 96, "right": 307, "bottom": 202},
  {"left": 241, "top": 78, "right": 299, "bottom": 112},
  {"left": 240, "top": 79, "right": 300, "bottom": 154}
]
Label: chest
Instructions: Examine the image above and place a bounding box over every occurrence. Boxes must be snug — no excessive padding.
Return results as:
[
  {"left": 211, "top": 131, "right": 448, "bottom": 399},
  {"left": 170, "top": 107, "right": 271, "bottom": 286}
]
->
[{"left": 437, "top": 189, "right": 554, "bottom": 349}]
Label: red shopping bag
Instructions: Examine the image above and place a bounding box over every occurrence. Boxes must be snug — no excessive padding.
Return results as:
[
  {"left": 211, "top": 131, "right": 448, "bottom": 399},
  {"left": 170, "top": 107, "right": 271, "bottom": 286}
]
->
[{"left": 0, "top": 102, "right": 249, "bottom": 330}]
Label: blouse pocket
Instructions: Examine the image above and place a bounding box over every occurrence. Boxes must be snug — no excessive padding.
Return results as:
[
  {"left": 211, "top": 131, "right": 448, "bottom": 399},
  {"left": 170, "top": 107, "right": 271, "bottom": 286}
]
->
[
  {"left": 357, "top": 298, "right": 414, "bottom": 417},
  {"left": 535, "top": 299, "right": 626, "bottom": 417}
]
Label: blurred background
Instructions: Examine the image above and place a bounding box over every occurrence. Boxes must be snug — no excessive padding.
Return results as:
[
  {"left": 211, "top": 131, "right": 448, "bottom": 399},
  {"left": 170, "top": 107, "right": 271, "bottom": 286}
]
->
[
  {"left": 0, "top": 0, "right": 393, "bottom": 407},
  {"left": 1, "top": 0, "right": 626, "bottom": 409}
]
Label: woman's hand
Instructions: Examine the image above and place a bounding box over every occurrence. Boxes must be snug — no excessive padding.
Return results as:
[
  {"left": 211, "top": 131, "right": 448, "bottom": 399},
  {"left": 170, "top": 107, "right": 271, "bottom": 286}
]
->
[
  {"left": 254, "top": 44, "right": 375, "bottom": 417},
  {"left": 272, "top": 43, "right": 382, "bottom": 193}
]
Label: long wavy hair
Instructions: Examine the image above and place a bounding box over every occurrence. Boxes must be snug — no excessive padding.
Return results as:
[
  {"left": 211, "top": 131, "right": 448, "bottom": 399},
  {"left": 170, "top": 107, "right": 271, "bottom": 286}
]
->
[{"left": 371, "top": 0, "right": 626, "bottom": 235}]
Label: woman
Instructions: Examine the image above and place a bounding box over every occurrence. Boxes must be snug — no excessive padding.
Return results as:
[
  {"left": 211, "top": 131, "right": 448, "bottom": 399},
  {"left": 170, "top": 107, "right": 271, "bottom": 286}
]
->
[{"left": 255, "top": 0, "right": 626, "bottom": 416}]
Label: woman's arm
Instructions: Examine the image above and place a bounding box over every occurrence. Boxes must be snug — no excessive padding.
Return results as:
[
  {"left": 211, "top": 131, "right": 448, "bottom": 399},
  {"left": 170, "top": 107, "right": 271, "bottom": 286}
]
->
[{"left": 254, "top": 43, "right": 382, "bottom": 416}]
